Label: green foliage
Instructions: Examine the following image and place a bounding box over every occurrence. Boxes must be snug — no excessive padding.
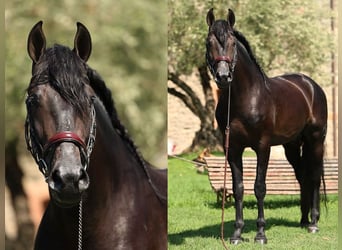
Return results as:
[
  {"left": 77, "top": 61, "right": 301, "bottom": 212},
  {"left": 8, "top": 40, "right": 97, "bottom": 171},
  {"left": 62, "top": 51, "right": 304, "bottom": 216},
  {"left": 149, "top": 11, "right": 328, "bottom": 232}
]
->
[
  {"left": 6, "top": 0, "right": 167, "bottom": 165},
  {"left": 168, "top": 155, "right": 338, "bottom": 249},
  {"left": 168, "top": 0, "right": 335, "bottom": 84}
]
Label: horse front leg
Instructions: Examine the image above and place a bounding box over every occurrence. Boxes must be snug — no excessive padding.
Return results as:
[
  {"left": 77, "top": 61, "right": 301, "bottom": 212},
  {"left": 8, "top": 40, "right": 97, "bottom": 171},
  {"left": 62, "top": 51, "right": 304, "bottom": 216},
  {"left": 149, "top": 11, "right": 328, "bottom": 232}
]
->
[
  {"left": 254, "top": 144, "right": 270, "bottom": 244},
  {"left": 228, "top": 147, "right": 245, "bottom": 244}
]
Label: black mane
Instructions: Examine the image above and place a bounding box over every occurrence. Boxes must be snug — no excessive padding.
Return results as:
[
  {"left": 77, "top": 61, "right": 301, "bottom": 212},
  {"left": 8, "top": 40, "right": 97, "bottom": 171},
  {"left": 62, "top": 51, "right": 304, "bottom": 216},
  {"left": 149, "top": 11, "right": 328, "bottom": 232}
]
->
[
  {"left": 29, "top": 44, "right": 91, "bottom": 114},
  {"left": 86, "top": 67, "right": 150, "bottom": 167},
  {"left": 87, "top": 68, "right": 165, "bottom": 201},
  {"left": 86, "top": 68, "right": 124, "bottom": 136},
  {"left": 210, "top": 20, "right": 229, "bottom": 47},
  {"left": 233, "top": 30, "right": 266, "bottom": 78}
]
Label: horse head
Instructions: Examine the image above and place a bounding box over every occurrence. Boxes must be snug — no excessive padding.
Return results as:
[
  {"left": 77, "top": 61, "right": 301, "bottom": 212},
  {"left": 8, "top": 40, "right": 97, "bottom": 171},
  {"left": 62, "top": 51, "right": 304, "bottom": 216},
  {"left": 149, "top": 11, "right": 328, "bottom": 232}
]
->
[
  {"left": 25, "top": 21, "right": 96, "bottom": 208},
  {"left": 206, "top": 8, "right": 237, "bottom": 89}
]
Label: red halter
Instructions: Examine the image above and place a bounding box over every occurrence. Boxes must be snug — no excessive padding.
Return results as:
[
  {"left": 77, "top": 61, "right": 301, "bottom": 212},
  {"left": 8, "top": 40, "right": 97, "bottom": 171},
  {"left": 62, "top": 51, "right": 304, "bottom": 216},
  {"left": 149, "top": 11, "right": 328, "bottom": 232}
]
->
[
  {"left": 44, "top": 131, "right": 87, "bottom": 152},
  {"left": 214, "top": 56, "right": 232, "bottom": 63}
]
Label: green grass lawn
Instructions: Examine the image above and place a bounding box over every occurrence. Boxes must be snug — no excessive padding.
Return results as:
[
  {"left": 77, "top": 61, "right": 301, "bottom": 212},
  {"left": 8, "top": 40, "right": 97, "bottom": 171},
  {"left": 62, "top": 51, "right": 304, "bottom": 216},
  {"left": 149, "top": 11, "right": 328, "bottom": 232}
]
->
[{"left": 168, "top": 154, "right": 338, "bottom": 250}]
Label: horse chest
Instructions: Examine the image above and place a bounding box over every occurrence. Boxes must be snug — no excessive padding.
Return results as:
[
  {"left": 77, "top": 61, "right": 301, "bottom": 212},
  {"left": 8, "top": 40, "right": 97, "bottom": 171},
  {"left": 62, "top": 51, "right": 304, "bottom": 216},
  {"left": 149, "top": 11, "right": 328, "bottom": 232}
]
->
[
  {"left": 229, "top": 118, "right": 257, "bottom": 140},
  {"left": 230, "top": 106, "right": 266, "bottom": 130}
]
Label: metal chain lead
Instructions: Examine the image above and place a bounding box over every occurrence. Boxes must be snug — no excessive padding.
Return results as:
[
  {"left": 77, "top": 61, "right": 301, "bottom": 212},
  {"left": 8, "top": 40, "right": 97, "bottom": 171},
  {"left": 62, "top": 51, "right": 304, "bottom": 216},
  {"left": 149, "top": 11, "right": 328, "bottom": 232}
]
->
[
  {"left": 220, "top": 81, "right": 232, "bottom": 250},
  {"left": 78, "top": 199, "right": 83, "bottom": 250}
]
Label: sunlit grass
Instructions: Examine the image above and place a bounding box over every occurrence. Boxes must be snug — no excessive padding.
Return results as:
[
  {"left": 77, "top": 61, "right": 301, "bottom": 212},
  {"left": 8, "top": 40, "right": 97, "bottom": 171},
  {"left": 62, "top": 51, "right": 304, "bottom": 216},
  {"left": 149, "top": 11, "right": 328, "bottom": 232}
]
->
[{"left": 168, "top": 154, "right": 338, "bottom": 250}]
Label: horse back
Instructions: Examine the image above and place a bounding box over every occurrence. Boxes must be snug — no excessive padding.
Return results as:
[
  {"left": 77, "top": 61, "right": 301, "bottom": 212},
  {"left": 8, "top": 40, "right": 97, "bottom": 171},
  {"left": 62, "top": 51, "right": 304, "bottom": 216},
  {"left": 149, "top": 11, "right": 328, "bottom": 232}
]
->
[
  {"left": 270, "top": 73, "right": 327, "bottom": 126},
  {"left": 271, "top": 73, "right": 326, "bottom": 103}
]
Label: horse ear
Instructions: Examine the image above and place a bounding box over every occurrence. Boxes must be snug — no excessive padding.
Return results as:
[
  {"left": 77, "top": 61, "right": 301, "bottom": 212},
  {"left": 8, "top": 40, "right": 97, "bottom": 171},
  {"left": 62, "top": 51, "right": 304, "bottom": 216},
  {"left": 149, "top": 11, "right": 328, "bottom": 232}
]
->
[
  {"left": 27, "top": 21, "right": 46, "bottom": 63},
  {"left": 227, "top": 9, "right": 235, "bottom": 28},
  {"left": 206, "top": 8, "right": 215, "bottom": 27},
  {"left": 73, "top": 22, "right": 92, "bottom": 62}
]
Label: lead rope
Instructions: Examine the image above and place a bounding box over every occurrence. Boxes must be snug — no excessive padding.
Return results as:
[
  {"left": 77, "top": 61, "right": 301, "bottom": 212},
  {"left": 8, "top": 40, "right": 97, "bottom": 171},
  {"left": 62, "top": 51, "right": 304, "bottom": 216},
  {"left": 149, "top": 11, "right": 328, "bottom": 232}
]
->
[
  {"left": 77, "top": 104, "right": 95, "bottom": 250},
  {"left": 220, "top": 83, "right": 231, "bottom": 250},
  {"left": 78, "top": 199, "right": 83, "bottom": 250}
]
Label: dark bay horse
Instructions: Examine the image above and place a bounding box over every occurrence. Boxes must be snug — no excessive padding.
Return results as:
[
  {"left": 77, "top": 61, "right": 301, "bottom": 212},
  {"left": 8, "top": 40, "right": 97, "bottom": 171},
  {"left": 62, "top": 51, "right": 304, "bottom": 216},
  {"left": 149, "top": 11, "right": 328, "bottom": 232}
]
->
[
  {"left": 25, "top": 21, "right": 167, "bottom": 250},
  {"left": 206, "top": 8, "right": 327, "bottom": 244}
]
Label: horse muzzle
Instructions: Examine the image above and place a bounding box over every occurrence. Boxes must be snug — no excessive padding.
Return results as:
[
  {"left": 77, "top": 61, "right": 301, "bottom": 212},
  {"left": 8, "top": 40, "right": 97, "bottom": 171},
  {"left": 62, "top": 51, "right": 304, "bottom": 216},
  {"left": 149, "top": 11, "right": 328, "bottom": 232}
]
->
[
  {"left": 47, "top": 144, "right": 90, "bottom": 208},
  {"left": 48, "top": 165, "right": 89, "bottom": 207},
  {"left": 215, "top": 61, "right": 233, "bottom": 89}
]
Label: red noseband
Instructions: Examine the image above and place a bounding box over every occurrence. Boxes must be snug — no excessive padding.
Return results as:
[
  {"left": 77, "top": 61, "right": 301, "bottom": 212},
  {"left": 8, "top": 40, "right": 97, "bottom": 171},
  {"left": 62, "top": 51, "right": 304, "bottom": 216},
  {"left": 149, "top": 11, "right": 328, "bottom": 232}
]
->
[
  {"left": 214, "top": 56, "right": 232, "bottom": 63},
  {"left": 44, "top": 131, "right": 87, "bottom": 153}
]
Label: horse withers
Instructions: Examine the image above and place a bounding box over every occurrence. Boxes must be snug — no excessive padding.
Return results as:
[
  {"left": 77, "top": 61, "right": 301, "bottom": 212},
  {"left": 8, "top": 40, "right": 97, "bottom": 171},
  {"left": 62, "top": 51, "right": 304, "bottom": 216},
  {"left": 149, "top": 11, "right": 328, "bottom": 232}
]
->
[
  {"left": 206, "top": 8, "right": 327, "bottom": 244},
  {"left": 25, "top": 21, "right": 167, "bottom": 249}
]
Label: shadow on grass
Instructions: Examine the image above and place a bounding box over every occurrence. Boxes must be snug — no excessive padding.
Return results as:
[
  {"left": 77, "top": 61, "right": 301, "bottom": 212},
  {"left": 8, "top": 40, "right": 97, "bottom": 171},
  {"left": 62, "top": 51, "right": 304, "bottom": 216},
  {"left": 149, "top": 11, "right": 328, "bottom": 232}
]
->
[
  {"left": 207, "top": 195, "right": 301, "bottom": 210},
  {"left": 168, "top": 217, "right": 300, "bottom": 246}
]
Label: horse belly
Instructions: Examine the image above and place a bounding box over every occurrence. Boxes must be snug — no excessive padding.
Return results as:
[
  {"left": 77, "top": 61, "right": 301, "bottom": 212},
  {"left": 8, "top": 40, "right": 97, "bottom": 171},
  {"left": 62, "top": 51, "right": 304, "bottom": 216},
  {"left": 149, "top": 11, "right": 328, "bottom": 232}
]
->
[{"left": 271, "top": 101, "right": 309, "bottom": 144}]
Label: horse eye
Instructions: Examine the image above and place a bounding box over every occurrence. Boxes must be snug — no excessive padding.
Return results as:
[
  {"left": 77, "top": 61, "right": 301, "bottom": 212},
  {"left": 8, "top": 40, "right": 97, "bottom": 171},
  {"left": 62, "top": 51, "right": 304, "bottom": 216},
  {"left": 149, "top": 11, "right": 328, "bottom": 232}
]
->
[{"left": 26, "top": 94, "right": 39, "bottom": 107}]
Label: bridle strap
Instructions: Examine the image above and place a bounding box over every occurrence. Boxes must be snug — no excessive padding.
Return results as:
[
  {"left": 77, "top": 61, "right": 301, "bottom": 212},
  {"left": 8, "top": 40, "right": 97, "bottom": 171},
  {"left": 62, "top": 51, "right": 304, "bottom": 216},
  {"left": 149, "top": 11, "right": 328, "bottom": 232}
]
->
[
  {"left": 25, "top": 103, "right": 96, "bottom": 178},
  {"left": 25, "top": 101, "right": 96, "bottom": 250},
  {"left": 43, "top": 131, "right": 89, "bottom": 175},
  {"left": 207, "top": 39, "right": 238, "bottom": 85},
  {"left": 36, "top": 132, "right": 89, "bottom": 180},
  {"left": 44, "top": 132, "right": 87, "bottom": 153},
  {"left": 215, "top": 56, "right": 232, "bottom": 63}
]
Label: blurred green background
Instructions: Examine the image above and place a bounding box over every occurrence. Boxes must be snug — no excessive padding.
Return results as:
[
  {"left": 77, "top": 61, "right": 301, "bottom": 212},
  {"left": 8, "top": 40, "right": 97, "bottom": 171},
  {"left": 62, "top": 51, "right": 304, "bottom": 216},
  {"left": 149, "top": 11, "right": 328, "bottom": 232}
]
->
[
  {"left": 5, "top": 1, "right": 167, "bottom": 248},
  {"left": 5, "top": 0, "right": 167, "bottom": 167}
]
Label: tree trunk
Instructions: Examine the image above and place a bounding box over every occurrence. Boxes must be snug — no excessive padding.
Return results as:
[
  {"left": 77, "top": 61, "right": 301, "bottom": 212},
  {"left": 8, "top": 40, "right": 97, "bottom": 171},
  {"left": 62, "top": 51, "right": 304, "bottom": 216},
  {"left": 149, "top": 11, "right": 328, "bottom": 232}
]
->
[
  {"left": 5, "top": 137, "right": 35, "bottom": 250},
  {"left": 189, "top": 123, "right": 222, "bottom": 152},
  {"left": 188, "top": 64, "right": 222, "bottom": 151},
  {"left": 168, "top": 65, "right": 222, "bottom": 152}
]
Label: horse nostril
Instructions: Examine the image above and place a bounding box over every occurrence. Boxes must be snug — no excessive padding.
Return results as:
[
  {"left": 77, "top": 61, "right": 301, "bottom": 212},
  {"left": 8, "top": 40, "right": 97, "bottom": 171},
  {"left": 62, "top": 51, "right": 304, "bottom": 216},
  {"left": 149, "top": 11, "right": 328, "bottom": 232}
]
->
[
  {"left": 78, "top": 168, "right": 89, "bottom": 192},
  {"left": 49, "top": 167, "right": 89, "bottom": 192},
  {"left": 216, "top": 73, "right": 229, "bottom": 83},
  {"left": 50, "top": 169, "right": 65, "bottom": 191}
]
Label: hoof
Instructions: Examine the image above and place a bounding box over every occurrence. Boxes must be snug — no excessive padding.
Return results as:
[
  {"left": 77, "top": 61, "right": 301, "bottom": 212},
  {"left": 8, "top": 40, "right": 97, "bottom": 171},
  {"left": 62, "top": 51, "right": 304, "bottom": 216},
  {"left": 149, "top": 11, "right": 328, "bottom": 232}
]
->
[
  {"left": 308, "top": 225, "right": 319, "bottom": 233},
  {"left": 230, "top": 237, "right": 247, "bottom": 245},
  {"left": 230, "top": 238, "right": 242, "bottom": 245},
  {"left": 300, "top": 223, "right": 309, "bottom": 228},
  {"left": 300, "top": 219, "right": 309, "bottom": 228},
  {"left": 254, "top": 236, "right": 267, "bottom": 244}
]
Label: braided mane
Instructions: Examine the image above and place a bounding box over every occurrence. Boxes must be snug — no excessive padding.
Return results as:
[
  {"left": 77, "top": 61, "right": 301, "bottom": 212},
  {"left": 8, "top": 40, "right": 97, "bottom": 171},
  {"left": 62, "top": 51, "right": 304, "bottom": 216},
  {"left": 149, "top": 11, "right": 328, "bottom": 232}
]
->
[
  {"left": 86, "top": 67, "right": 148, "bottom": 166},
  {"left": 86, "top": 68, "right": 168, "bottom": 202},
  {"left": 233, "top": 30, "right": 266, "bottom": 78}
]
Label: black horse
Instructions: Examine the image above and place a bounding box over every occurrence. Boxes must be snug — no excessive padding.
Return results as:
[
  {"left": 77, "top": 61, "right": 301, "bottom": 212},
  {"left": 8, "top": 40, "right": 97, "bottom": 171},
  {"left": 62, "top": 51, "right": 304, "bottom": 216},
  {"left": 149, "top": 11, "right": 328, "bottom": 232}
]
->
[
  {"left": 206, "top": 8, "right": 327, "bottom": 244},
  {"left": 25, "top": 21, "right": 167, "bottom": 250}
]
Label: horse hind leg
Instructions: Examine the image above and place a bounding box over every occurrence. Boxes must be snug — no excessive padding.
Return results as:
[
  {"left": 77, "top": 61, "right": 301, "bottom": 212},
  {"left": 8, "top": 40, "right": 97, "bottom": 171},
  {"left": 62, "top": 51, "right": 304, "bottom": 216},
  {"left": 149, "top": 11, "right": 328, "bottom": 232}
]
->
[
  {"left": 283, "top": 139, "right": 310, "bottom": 226},
  {"left": 300, "top": 132, "right": 325, "bottom": 233},
  {"left": 283, "top": 139, "right": 303, "bottom": 184}
]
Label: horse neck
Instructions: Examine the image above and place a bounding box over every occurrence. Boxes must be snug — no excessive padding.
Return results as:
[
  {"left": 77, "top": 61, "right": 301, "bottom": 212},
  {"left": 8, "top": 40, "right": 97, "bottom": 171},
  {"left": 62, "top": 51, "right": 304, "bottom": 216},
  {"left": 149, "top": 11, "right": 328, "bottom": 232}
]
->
[
  {"left": 232, "top": 41, "right": 268, "bottom": 96},
  {"left": 86, "top": 100, "right": 147, "bottom": 202}
]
